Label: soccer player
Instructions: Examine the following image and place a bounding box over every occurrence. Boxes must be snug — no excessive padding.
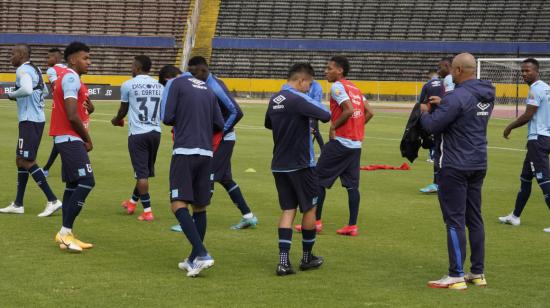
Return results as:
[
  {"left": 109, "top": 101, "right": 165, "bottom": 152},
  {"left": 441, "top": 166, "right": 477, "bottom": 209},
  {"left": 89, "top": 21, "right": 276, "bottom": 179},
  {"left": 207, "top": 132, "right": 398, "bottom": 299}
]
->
[
  {"left": 112, "top": 56, "right": 163, "bottom": 221},
  {"left": 421, "top": 53, "right": 494, "bottom": 290},
  {"left": 304, "top": 56, "right": 374, "bottom": 236},
  {"left": 158, "top": 65, "right": 182, "bottom": 86},
  {"left": 418, "top": 70, "right": 444, "bottom": 192},
  {"left": 309, "top": 79, "right": 325, "bottom": 151},
  {"left": 419, "top": 59, "right": 455, "bottom": 193},
  {"left": 42, "top": 48, "right": 68, "bottom": 176},
  {"left": 265, "top": 63, "right": 330, "bottom": 275},
  {"left": 162, "top": 71, "right": 224, "bottom": 277},
  {"left": 51, "top": 42, "right": 96, "bottom": 252},
  {"left": 499, "top": 58, "right": 550, "bottom": 232},
  {"left": 0, "top": 44, "right": 62, "bottom": 217},
  {"left": 185, "top": 56, "right": 258, "bottom": 230}
]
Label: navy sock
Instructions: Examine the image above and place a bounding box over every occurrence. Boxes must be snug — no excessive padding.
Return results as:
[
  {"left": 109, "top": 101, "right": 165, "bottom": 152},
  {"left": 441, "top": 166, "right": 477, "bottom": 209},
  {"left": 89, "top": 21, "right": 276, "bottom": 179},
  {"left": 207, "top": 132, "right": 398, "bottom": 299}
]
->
[
  {"left": 347, "top": 188, "right": 360, "bottom": 226},
  {"left": 302, "top": 228, "right": 316, "bottom": 263},
  {"left": 43, "top": 145, "right": 58, "bottom": 171},
  {"left": 316, "top": 186, "right": 326, "bottom": 221},
  {"left": 513, "top": 179, "right": 532, "bottom": 217},
  {"left": 140, "top": 193, "right": 151, "bottom": 210},
  {"left": 15, "top": 167, "right": 29, "bottom": 206},
  {"left": 538, "top": 179, "right": 550, "bottom": 211},
  {"left": 222, "top": 180, "right": 251, "bottom": 215},
  {"left": 174, "top": 208, "right": 207, "bottom": 261},
  {"left": 131, "top": 187, "right": 140, "bottom": 203},
  {"left": 29, "top": 164, "right": 57, "bottom": 202},
  {"left": 62, "top": 183, "right": 77, "bottom": 228},
  {"left": 278, "top": 228, "right": 292, "bottom": 266},
  {"left": 193, "top": 211, "right": 207, "bottom": 241},
  {"left": 62, "top": 178, "right": 94, "bottom": 229}
]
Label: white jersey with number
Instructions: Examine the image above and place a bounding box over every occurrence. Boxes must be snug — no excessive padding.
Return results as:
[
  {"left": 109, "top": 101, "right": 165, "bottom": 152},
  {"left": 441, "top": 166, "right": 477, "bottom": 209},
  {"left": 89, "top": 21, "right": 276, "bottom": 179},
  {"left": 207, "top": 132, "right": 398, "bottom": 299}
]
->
[{"left": 120, "top": 75, "right": 163, "bottom": 136}]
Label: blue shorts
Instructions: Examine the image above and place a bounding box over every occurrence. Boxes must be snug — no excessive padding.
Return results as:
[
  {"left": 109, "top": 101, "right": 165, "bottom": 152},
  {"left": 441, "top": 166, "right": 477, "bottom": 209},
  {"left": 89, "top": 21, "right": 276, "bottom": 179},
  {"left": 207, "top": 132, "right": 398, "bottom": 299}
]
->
[
  {"left": 169, "top": 154, "right": 212, "bottom": 206},
  {"left": 521, "top": 136, "right": 550, "bottom": 182},
  {"left": 212, "top": 139, "right": 234, "bottom": 182},
  {"left": 128, "top": 131, "right": 161, "bottom": 179},
  {"left": 316, "top": 139, "right": 361, "bottom": 189},
  {"left": 273, "top": 167, "right": 318, "bottom": 213},
  {"left": 55, "top": 140, "right": 94, "bottom": 183},
  {"left": 16, "top": 121, "right": 45, "bottom": 161}
]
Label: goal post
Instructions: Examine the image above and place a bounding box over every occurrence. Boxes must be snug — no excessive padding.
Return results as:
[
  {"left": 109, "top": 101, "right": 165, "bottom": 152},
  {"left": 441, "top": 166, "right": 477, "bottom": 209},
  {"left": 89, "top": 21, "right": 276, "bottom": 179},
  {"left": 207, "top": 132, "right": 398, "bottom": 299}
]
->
[{"left": 477, "top": 58, "right": 550, "bottom": 115}]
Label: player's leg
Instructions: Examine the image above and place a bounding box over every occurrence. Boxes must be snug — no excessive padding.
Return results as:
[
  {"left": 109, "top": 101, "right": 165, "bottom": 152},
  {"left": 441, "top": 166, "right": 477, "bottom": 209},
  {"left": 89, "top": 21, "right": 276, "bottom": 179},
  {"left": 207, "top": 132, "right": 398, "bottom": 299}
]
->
[
  {"left": 136, "top": 131, "right": 161, "bottom": 221},
  {"left": 428, "top": 167, "right": 468, "bottom": 290},
  {"left": 295, "top": 168, "right": 323, "bottom": 271},
  {"left": 532, "top": 136, "right": 550, "bottom": 232},
  {"left": 55, "top": 141, "right": 95, "bottom": 252},
  {"left": 336, "top": 148, "right": 361, "bottom": 236},
  {"left": 464, "top": 170, "right": 487, "bottom": 287},
  {"left": 499, "top": 150, "right": 533, "bottom": 225},
  {"left": 274, "top": 172, "right": 298, "bottom": 276},
  {"left": 42, "top": 139, "right": 59, "bottom": 175},
  {"left": 122, "top": 135, "right": 141, "bottom": 214}
]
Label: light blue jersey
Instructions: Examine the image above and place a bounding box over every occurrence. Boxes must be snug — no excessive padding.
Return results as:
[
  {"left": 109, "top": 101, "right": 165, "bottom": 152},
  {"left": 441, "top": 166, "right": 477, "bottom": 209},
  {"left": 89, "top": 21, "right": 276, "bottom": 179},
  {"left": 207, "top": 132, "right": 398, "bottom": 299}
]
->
[
  {"left": 13, "top": 62, "right": 47, "bottom": 122},
  {"left": 527, "top": 80, "right": 550, "bottom": 140},
  {"left": 120, "top": 75, "right": 163, "bottom": 136},
  {"left": 308, "top": 80, "right": 323, "bottom": 104},
  {"left": 444, "top": 74, "right": 455, "bottom": 93}
]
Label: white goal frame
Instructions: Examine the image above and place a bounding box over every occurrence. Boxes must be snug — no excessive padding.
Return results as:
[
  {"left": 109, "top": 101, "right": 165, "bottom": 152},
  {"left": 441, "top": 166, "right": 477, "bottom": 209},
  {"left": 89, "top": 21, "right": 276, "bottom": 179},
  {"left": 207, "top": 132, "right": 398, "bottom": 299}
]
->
[{"left": 477, "top": 58, "right": 550, "bottom": 79}]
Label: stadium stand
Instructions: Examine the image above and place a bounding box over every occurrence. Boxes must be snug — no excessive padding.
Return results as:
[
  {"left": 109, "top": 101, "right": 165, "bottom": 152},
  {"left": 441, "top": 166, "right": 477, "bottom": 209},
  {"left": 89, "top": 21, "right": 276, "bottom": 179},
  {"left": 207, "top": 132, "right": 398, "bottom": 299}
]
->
[
  {"left": 0, "top": 0, "right": 190, "bottom": 75},
  {"left": 210, "top": 0, "right": 550, "bottom": 83}
]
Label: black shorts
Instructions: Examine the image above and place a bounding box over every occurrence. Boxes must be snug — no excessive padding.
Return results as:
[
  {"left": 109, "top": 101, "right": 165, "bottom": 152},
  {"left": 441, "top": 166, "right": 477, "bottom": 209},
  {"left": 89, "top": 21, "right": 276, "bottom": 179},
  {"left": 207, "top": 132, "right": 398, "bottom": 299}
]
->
[
  {"left": 16, "top": 121, "right": 45, "bottom": 161},
  {"left": 212, "top": 139, "right": 234, "bottom": 182},
  {"left": 128, "top": 131, "right": 161, "bottom": 179},
  {"left": 273, "top": 168, "right": 318, "bottom": 213},
  {"left": 55, "top": 140, "right": 94, "bottom": 183},
  {"left": 316, "top": 139, "right": 361, "bottom": 189},
  {"left": 521, "top": 136, "right": 550, "bottom": 182},
  {"left": 169, "top": 154, "right": 212, "bottom": 206}
]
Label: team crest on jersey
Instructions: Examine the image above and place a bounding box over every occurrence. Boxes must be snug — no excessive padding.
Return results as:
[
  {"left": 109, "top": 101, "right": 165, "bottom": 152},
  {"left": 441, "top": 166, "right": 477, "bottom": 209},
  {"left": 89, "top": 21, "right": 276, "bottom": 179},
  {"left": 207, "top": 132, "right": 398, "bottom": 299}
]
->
[
  {"left": 335, "top": 88, "right": 342, "bottom": 96},
  {"left": 477, "top": 102, "right": 490, "bottom": 116}
]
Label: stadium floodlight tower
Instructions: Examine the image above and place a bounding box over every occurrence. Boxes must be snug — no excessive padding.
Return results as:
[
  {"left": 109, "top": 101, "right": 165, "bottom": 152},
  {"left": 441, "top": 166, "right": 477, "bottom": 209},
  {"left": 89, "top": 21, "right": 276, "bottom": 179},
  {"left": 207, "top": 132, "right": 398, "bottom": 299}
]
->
[{"left": 477, "top": 58, "right": 550, "bottom": 116}]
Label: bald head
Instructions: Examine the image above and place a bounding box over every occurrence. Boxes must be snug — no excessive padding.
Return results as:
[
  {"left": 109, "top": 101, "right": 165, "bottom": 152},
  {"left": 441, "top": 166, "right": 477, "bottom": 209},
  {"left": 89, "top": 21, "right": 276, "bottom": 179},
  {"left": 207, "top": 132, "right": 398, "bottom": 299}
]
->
[
  {"left": 451, "top": 53, "right": 477, "bottom": 84},
  {"left": 10, "top": 44, "right": 30, "bottom": 67}
]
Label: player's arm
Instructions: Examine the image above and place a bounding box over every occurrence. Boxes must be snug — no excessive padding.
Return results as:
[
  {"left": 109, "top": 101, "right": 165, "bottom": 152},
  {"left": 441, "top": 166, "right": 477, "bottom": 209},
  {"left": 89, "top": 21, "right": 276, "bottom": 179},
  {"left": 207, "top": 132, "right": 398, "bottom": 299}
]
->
[
  {"left": 212, "top": 98, "right": 225, "bottom": 132},
  {"left": 264, "top": 108, "right": 272, "bottom": 130},
  {"left": 46, "top": 67, "right": 57, "bottom": 92},
  {"left": 503, "top": 105, "right": 538, "bottom": 139},
  {"left": 162, "top": 80, "right": 178, "bottom": 126},
  {"left": 420, "top": 96, "right": 461, "bottom": 134},
  {"left": 112, "top": 81, "right": 130, "bottom": 126},
  {"left": 210, "top": 79, "right": 240, "bottom": 132},
  {"left": 364, "top": 101, "right": 374, "bottom": 125},
  {"left": 295, "top": 98, "right": 331, "bottom": 123},
  {"left": 65, "top": 97, "right": 92, "bottom": 151},
  {"left": 8, "top": 72, "right": 32, "bottom": 101},
  {"left": 85, "top": 97, "right": 95, "bottom": 114},
  {"left": 418, "top": 84, "right": 427, "bottom": 104}
]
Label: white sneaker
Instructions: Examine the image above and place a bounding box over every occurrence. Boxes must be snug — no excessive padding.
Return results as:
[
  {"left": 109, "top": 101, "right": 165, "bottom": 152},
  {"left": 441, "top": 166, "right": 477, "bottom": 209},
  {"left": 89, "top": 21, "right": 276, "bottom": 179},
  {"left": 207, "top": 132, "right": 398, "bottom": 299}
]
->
[
  {"left": 498, "top": 213, "right": 520, "bottom": 226},
  {"left": 187, "top": 255, "right": 214, "bottom": 277},
  {"left": 178, "top": 258, "right": 192, "bottom": 272},
  {"left": 38, "top": 200, "right": 62, "bottom": 217},
  {"left": 427, "top": 275, "right": 467, "bottom": 290},
  {"left": 543, "top": 227, "right": 550, "bottom": 233},
  {"left": 0, "top": 202, "right": 24, "bottom": 214}
]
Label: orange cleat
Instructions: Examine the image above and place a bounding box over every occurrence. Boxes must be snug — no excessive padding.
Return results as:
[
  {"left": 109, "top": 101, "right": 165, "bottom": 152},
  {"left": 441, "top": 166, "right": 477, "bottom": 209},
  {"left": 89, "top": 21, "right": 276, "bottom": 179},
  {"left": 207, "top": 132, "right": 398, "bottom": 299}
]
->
[
  {"left": 294, "top": 220, "right": 323, "bottom": 233},
  {"left": 138, "top": 211, "right": 154, "bottom": 221},
  {"left": 336, "top": 225, "right": 358, "bottom": 236},
  {"left": 121, "top": 200, "right": 137, "bottom": 215}
]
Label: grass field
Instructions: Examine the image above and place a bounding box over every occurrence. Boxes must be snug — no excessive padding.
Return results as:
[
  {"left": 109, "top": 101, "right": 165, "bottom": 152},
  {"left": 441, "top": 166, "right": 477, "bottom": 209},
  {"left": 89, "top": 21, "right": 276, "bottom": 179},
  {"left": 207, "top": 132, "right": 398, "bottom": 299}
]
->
[{"left": 0, "top": 100, "right": 549, "bottom": 307}]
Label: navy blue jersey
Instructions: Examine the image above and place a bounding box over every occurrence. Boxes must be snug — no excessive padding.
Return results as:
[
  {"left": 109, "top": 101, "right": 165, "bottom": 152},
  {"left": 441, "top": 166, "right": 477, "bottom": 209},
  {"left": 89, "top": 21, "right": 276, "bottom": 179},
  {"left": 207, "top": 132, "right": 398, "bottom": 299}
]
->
[
  {"left": 418, "top": 77, "right": 444, "bottom": 104},
  {"left": 265, "top": 85, "right": 331, "bottom": 171},
  {"left": 206, "top": 74, "right": 243, "bottom": 135},
  {"left": 421, "top": 79, "right": 495, "bottom": 170},
  {"left": 162, "top": 74, "right": 224, "bottom": 157}
]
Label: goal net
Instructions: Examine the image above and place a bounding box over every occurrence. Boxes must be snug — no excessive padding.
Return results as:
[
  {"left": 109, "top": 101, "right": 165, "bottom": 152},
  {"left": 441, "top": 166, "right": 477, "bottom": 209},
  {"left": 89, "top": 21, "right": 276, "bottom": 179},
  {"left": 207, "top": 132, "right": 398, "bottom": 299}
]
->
[{"left": 477, "top": 58, "right": 550, "bottom": 106}]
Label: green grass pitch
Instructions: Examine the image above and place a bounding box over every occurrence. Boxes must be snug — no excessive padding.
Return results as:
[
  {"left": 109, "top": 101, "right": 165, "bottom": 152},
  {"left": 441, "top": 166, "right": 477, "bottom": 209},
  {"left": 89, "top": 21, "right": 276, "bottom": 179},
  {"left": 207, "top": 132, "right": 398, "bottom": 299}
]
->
[{"left": 0, "top": 100, "right": 549, "bottom": 307}]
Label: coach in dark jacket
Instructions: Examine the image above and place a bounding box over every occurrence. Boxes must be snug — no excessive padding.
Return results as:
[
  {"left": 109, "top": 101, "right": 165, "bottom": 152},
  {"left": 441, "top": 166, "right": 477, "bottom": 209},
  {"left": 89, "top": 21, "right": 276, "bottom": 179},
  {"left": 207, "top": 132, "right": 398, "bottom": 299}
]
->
[{"left": 420, "top": 53, "right": 495, "bottom": 290}]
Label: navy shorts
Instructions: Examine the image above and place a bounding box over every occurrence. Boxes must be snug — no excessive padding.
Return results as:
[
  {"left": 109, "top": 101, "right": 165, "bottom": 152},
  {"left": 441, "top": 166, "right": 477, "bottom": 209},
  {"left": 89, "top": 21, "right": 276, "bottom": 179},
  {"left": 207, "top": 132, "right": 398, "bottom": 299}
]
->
[
  {"left": 316, "top": 139, "right": 361, "bottom": 189},
  {"left": 521, "top": 136, "right": 550, "bottom": 182},
  {"left": 128, "top": 131, "right": 161, "bottom": 179},
  {"left": 212, "top": 139, "right": 234, "bottom": 182},
  {"left": 55, "top": 140, "right": 94, "bottom": 183},
  {"left": 273, "top": 168, "right": 318, "bottom": 213},
  {"left": 16, "top": 121, "right": 45, "bottom": 161},
  {"left": 169, "top": 154, "right": 212, "bottom": 206}
]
